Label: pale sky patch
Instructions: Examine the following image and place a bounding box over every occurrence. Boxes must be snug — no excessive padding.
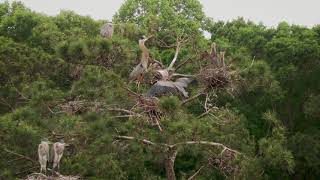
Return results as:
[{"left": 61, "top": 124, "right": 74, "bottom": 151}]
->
[{"left": 3, "top": 0, "right": 320, "bottom": 27}]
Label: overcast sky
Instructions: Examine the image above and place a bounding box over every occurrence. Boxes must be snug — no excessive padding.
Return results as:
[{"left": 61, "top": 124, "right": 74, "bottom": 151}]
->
[{"left": 4, "top": 0, "right": 320, "bottom": 27}]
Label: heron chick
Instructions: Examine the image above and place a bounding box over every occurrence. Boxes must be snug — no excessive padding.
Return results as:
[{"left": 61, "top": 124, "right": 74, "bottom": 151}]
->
[
  {"left": 38, "top": 138, "right": 50, "bottom": 173},
  {"left": 53, "top": 140, "right": 66, "bottom": 171}
]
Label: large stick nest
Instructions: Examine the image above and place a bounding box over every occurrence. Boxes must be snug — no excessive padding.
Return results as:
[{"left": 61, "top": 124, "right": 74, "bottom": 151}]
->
[
  {"left": 25, "top": 172, "right": 80, "bottom": 180},
  {"left": 197, "top": 65, "right": 240, "bottom": 94},
  {"left": 198, "top": 66, "right": 231, "bottom": 89},
  {"left": 208, "top": 149, "right": 239, "bottom": 176},
  {"left": 135, "top": 96, "right": 163, "bottom": 131}
]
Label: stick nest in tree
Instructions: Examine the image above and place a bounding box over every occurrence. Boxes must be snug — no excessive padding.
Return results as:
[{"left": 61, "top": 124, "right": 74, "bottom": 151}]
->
[
  {"left": 208, "top": 149, "right": 239, "bottom": 176},
  {"left": 198, "top": 66, "right": 231, "bottom": 88},
  {"left": 135, "top": 96, "right": 163, "bottom": 131},
  {"left": 25, "top": 172, "right": 80, "bottom": 180}
]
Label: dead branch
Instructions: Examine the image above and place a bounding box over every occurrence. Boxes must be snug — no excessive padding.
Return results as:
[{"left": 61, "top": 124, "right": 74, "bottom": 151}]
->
[
  {"left": 157, "top": 39, "right": 177, "bottom": 48},
  {"left": 108, "top": 108, "right": 143, "bottom": 118},
  {"left": 173, "top": 141, "right": 240, "bottom": 154},
  {"left": 197, "top": 107, "right": 219, "bottom": 118},
  {"left": 187, "top": 166, "right": 205, "bottom": 180},
  {"left": 171, "top": 73, "right": 196, "bottom": 78},
  {"left": 11, "top": 84, "right": 29, "bottom": 100},
  {"left": 168, "top": 42, "right": 181, "bottom": 69},
  {"left": 114, "top": 136, "right": 160, "bottom": 147},
  {"left": 175, "top": 57, "right": 192, "bottom": 71},
  {"left": 114, "top": 136, "right": 240, "bottom": 154},
  {"left": 0, "top": 97, "right": 14, "bottom": 111},
  {"left": 114, "top": 135, "right": 241, "bottom": 180},
  {"left": 15, "top": 166, "right": 39, "bottom": 176},
  {"left": 181, "top": 92, "right": 205, "bottom": 105},
  {"left": 4, "top": 148, "right": 37, "bottom": 164},
  {"left": 122, "top": 86, "right": 140, "bottom": 97}
]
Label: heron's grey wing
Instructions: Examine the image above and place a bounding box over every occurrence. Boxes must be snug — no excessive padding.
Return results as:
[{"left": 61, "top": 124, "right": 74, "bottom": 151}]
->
[
  {"left": 173, "top": 78, "right": 194, "bottom": 98},
  {"left": 173, "top": 84, "right": 189, "bottom": 97},
  {"left": 129, "top": 63, "right": 144, "bottom": 80},
  {"left": 175, "top": 78, "right": 193, "bottom": 87},
  {"left": 147, "top": 81, "right": 177, "bottom": 97}
]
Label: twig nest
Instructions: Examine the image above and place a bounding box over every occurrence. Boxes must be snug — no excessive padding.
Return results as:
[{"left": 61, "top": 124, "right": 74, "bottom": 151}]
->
[
  {"left": 198, "top": 66, "right": 231, "bottom": 89},
  {"left": 26, "top": 172, "right": 80, "bottom": 180}
]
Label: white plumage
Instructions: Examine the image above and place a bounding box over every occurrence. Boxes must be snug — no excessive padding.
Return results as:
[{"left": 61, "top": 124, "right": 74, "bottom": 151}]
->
[
  {"left": 38, "top": 140, "right": 49, "bottom": 173},
  {"left": 53, "top": 141, "right": 66, "bottom": 171}
]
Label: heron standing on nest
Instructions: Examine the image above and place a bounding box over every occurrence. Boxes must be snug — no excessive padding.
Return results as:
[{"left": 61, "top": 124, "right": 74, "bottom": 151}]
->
[
  {"left": 38, "top": 138, "right": 50, "bottom": 173},
  {"left": 129, "top": 36, "right": 152, "bottom": 90},
  {"left": 53, "top": 139, "right": 66, "bottom": 171}
]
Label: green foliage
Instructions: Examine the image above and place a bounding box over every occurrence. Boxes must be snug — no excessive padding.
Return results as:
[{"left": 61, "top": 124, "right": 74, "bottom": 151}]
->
[
  {"left": 304, "top": 94, "right": 320, "bottom": 118},
  {"left": 1, "top": 1, "right": 319, "bottom": 179},
  {"left": 114, "top": 0, "right": 205, "bottom": 42},
  {"left": 159, "top": 96, "right": 180, "bottom": 114},
  {"left": 258, "top": 112, "right": 295, "bottom": 177},
  {"left": 0, "top": 1, "right": 39, "bottom": 42}
]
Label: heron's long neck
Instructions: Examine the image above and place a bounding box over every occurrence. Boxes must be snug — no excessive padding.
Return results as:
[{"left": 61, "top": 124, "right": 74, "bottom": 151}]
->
[{"left": 140, "top": 42, "right": 149, "bottom": 68}]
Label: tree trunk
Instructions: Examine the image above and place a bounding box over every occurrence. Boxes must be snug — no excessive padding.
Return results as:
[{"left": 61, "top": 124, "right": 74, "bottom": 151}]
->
[{"left": 165, "top": 148, "right": 178, "bottom": 180}]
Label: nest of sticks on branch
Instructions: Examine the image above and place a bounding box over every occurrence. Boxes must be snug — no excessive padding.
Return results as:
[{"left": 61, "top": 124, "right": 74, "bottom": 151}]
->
[
  {"left": 198, "top": 66, "right": 231, "bottom": 89},
  {"left": 25, "top": 172, "right": 80, "bottom": 180},
  {"left": 197, "top": 43, "right": 241, "bottom": 94},
  {"left": 208, "top": 149, "right": 239, "bottom": 176},
  {"left": 197, "top": 65, "right": 241, "bottom": 96},
  {"left": 95, "top": 53, "right": 115, "bottom": 69},
  {"left": 110, "top": 88, "right": 164, "bottom": 131},
  {"left": 48, "top": 96, "right": 107, "bottom": 115},
  {"left": 133, "top": 95, "right": 163, "bottom": 131}
]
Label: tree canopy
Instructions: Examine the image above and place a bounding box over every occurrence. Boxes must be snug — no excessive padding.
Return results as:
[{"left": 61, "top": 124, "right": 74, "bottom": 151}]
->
[{"left": 0, "top": 1, "right": 319, "bottom": 179}]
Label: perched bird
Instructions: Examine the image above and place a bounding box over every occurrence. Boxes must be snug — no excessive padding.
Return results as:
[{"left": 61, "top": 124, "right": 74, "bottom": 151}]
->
[
  {"left": 147, "top": 78, "right": 194, "bottom": 98},
  {"left": 38, "top": 139, "right": 50, "bottom": 173},
  {"left": 53, "top": 140, "right": 66, "bottom": 171},
  {"left": 210, "top": 42, "right": 218, "bottom": 66},
  {"left": 100, "top": 22, "right": 114, "bottom": 39},
  {"left": 129, "top": 36, "right": 151, "bottom": 88}
]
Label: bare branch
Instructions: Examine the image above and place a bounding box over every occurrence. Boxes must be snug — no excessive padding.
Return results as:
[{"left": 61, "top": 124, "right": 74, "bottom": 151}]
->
[
  {"left": 114, "top": 136, "right": 162, "bottom": 147},
  {"left": 188, "top": 166, "right": 205, "bottom": 180},
  {"left": 4, "top": 148, "right": 37, "bottom": 164},
  {"left": 0, "top": 97, "right": 14, "bottom": 111},
  {"left": 157, "top": 39, "right": 177, "bottom": 48},
  {"left": 15, "top": 166, "right": 39, "bottom": 175},
  {"left": 114, "top": 136, "right": 240, "bottom": 154},
  {"left": 171, "top": 73, "right": 196, "bottom": 78},
  {"left": 122, "top": 86, "right": 140, "bottom": 97},
  {"left": 181, "top": 92, "right": 206, "bottom": 105},
  {"left": 108, "top": 108, "right": 143, "bottom": 117},
  {"left": 115, "top": 135, "right": 241, "bottom": 180},
  {"left": 175, "top": 57, "right": 192, "bottom": 71},
  {"left": 168, "top": 42, "right": 181, "bottom": 69},
  {"left": 172, "top": 141, "right": 240, "bottom": 154}
]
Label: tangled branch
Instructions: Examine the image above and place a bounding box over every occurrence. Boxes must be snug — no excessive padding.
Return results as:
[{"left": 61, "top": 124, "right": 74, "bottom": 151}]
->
[{"left": 114, "top": 135, "right": 241, "bottom": 180}]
